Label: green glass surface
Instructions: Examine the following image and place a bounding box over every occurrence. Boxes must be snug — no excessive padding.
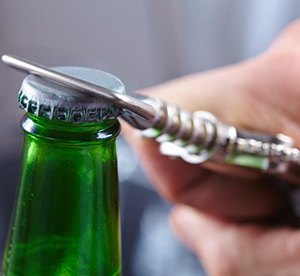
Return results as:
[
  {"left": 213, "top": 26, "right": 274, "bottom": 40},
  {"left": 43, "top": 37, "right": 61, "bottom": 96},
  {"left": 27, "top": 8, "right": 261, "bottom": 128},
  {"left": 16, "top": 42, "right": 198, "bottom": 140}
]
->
[{"left": 2, "top": 115, "right": 121, "bottom": 276}]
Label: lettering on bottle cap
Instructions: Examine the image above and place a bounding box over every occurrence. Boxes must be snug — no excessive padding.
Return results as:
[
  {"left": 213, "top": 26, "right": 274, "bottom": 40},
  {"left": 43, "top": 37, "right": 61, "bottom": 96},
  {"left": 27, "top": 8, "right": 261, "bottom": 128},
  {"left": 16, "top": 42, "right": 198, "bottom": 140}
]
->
[{"left": 18, "top": 67, "right": 125, "bottom": 123}]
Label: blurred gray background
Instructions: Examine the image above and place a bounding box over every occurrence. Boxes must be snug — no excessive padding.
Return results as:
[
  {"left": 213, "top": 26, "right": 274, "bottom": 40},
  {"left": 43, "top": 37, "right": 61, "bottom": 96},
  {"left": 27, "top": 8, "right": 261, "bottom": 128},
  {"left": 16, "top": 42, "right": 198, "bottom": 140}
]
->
[{"left": 1, "top": 1, "right": 300, "bottom": 275}]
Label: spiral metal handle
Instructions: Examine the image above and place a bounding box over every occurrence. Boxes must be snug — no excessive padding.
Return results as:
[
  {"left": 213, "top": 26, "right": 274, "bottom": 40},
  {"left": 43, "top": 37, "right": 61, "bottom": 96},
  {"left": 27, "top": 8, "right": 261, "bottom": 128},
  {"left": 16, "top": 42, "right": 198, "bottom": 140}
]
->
[
  {"left": 134, "top": 98, "right": 300, "bottom": 179},
  {"left": 137, "top": 99, "right": 227, "bottom": 163}
]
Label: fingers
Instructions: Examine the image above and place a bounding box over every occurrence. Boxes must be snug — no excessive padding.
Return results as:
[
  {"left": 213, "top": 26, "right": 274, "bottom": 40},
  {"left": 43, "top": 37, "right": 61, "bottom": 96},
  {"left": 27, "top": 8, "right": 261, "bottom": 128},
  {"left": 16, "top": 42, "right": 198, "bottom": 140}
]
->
[
  {"left": 174, "top": 173, "right": 290, "bottom": 220},
  {"left": 122, "top": 123, "right": 289, "bottom": 219},
  {"left": 171, "top": 205, "right": 300, "bottom": 276},
  {"left": 121, "top": 122, "right": 205, "bottom": 200}
]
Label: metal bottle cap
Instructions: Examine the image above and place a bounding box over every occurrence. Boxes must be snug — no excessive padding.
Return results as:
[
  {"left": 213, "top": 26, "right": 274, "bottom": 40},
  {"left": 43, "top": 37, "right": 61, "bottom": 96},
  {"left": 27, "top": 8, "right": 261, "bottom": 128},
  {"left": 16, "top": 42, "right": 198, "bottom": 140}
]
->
[{"left": 18, "top": 67, "right": 125, "bottom": 123}]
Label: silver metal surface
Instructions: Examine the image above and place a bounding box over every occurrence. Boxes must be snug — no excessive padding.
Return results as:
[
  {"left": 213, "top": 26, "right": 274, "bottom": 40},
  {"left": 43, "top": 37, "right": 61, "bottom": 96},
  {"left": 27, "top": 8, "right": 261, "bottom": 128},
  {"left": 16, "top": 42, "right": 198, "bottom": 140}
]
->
[
  {"left": 3, "top": 54, "right": 300, "bottom": 184},
  {"left": 18, "top": 67, "right": 126, "bottom": 123},
  {"left": 2, "top": 55, "right": 157, "bottom": 122}
]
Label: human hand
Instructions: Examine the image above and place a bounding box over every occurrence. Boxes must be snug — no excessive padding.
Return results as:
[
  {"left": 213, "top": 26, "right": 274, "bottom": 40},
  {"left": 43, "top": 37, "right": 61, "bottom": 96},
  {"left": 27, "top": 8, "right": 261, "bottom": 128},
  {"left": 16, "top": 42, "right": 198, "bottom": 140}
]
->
[
  {"left": 123, "top": 21, "right": 300, "bottom": 275},
  {"left": 171, "top": 204, "right": 300, "bottom": 276}
]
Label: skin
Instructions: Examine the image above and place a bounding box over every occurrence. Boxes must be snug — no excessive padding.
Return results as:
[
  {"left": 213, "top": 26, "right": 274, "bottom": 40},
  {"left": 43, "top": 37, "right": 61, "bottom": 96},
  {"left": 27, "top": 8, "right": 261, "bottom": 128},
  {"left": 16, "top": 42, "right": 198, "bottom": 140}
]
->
[{"left": 122, "top": 21, "right": 300, "bottom": 275}]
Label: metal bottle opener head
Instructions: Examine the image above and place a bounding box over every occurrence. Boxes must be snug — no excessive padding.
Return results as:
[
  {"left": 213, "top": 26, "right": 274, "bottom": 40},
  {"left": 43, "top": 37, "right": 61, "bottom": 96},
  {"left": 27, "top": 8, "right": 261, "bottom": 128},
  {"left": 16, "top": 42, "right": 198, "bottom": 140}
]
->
[{"left": 2, "top": 54, "right": 300, "bottom": 184}]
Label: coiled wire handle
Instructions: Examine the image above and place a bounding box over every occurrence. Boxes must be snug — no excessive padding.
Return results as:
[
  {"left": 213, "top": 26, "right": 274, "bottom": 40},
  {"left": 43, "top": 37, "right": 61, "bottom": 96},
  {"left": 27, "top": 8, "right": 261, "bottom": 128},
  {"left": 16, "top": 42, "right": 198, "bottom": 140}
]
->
[
  {"left": 127, "top": 98, "right": 300, "bottom": 182},
  {"left": 131, "top": 98, "right": 236, "bottom": 164}
]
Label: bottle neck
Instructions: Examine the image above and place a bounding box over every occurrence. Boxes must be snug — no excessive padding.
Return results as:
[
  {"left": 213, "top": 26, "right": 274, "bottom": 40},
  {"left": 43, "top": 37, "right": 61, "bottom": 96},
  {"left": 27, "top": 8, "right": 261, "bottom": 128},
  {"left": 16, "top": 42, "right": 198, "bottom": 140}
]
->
[
  {"left": 2, "top": 113, "right": 122, "bottom": 275},
  {"left": 21, "top": 114, "right": 120, "bottom": 144}
]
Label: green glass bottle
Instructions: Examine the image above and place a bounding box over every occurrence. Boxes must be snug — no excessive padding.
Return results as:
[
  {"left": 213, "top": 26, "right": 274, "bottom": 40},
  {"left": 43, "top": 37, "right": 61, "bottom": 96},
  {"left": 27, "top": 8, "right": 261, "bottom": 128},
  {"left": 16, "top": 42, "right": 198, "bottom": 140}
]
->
[{"left": 1, "top": 67, "right": 124, "bottom": 276}]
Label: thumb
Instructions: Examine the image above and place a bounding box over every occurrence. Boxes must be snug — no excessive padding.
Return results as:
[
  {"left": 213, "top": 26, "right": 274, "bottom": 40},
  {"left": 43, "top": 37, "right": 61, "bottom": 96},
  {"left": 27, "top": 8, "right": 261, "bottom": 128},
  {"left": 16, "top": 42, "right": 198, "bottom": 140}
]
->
[{"left": 170, "top": 205, "right": 300, "bottom": 276}]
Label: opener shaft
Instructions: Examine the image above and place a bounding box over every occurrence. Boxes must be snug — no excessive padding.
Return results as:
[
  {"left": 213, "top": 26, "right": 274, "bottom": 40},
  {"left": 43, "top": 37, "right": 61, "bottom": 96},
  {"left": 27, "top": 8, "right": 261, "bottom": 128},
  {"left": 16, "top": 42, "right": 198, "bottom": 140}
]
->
[{"left": 2, "top": 54, "right": 300, "bottom": 184}]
